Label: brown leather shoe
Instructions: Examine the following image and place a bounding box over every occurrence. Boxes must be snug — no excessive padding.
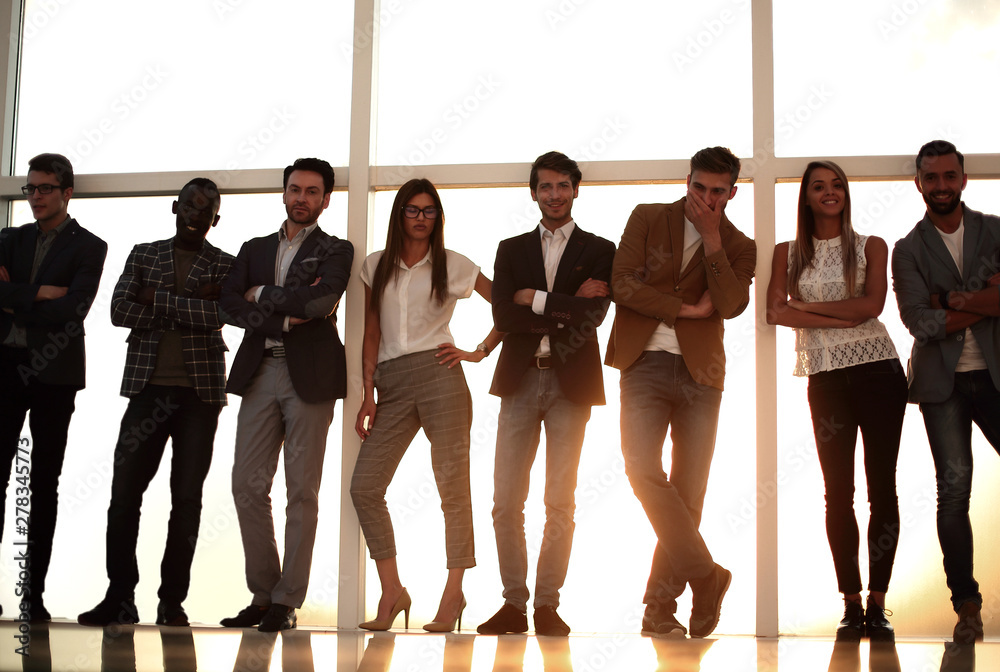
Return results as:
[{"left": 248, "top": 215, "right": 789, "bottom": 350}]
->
[
  {"left": 953, "top": 601, "right": 983, "bottom": 644},
  {"left": 534, "top": 605, "right": 570, "bottom": 637}
]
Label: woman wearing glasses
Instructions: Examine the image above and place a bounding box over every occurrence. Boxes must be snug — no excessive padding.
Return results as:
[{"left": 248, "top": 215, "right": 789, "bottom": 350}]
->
[
  {"left": 766, "top": 161, "right": 907, "bottom": 637},
  {"left": 352, "top": 178, "right": 501, "bottom": 633}
]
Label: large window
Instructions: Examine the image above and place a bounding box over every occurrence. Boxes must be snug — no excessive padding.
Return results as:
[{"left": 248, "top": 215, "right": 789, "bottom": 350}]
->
[{"left": 2, "top": 0, "right": 999, "bottom": 637}]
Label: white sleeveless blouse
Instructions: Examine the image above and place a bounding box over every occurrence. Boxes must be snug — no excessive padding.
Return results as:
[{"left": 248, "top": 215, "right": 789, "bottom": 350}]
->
[{"left": 789, "top": 235, "right": 898, "bottom": 376}]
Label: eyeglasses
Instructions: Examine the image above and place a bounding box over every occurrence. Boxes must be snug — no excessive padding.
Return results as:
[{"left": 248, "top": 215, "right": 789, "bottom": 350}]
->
[
  {"left": 402, "top": 205, "right": 439, "bottom": 219},
  {"left": 21, "top": 184, "right": 60, "bottom": 196}
]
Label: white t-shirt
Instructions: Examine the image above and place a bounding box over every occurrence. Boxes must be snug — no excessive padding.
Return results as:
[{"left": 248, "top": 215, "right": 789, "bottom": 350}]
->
[
  {"left": 361, "top": 249, "right": 480, "bottom": 364},
  {"left": 936, "top": 218, "right": 987, "bottom": 372}
]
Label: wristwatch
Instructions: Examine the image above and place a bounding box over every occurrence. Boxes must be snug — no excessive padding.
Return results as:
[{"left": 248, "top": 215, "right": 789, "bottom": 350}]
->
[{"left": 476, "top": 341, "right": 491, "bottom": 356}]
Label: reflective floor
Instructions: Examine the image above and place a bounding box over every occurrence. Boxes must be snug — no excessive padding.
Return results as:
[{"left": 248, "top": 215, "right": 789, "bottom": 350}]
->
[{"left": 0, "top": 621, "right": 993, "bottom": 671}]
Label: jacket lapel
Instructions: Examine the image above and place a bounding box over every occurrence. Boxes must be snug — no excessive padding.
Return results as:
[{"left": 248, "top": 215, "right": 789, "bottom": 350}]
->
[
  {"left": 184, "top": 242, "right": 215, "bottom": 297},
  {"left": 961, "top": 206, "right": 982, "bottom": 284},
  {"left": 158, "top": 239, "right": 176, "bottom": 291},
  {"left": 917, "top": 215, "right": 962, "bottom": 284},
  {"left": 525, "top": 228, "right": 547, "bottom": 291},
  {"left": 553, "top": 226, "right": 587, "bottom": 294},
  {"left": 668, "top": 202, "right": 686, "bottom": 284},
  {"left": 34, "top": 219, "right": 76, "bottom": 280}
]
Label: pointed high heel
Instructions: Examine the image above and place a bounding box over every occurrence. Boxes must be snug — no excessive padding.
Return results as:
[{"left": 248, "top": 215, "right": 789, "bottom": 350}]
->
[
  {"left": 359, "top": 588, "right": 411, "bottom": 631},
  {"left": 423, "top": 596, "right": 466, "bottom": 633}
]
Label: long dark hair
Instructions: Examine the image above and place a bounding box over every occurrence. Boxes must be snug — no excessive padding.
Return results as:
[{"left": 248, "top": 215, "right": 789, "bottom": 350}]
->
[
  {"left": 369, "top": 178, "right": 448, "bottom": 315},
  {"left": 788, "top": 160, "right": 858, "bottom": 299}
]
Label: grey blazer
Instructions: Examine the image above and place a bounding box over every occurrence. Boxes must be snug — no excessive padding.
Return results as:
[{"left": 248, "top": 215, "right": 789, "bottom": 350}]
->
[{"left": 891, "top": 204, "right": 1000, "bottom": 403}]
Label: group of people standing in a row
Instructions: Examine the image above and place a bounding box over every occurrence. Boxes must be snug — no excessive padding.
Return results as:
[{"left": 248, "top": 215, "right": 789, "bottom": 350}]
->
[{"left": 0, "top": 140, "right": 996, "bottom": 644}]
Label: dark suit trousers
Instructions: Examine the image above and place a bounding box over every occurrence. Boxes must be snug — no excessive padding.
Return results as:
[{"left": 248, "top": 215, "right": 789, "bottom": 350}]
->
[
  {"left": 0, "top": 345, "right": 78, "bottom": 597},
  {"left": 106, "top": 385, "right": 220, "bottom": 604}
]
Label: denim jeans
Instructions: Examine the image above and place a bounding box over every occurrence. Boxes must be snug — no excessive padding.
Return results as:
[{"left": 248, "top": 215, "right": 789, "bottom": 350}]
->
[
  {"left": 920, "top": 369, "right": 1000, "bottom": 611},
  {"left": 106, "top": 385, "right": 221, "bottom": 604},
  {"left": 492, "top": 368, "right": 591, "bottom": 611},
  {"left": 620, "top": 351, "right": 723, "bottom": 614},
  {"left": 807, "top": 359, "right": 907, "bottom": 594}
]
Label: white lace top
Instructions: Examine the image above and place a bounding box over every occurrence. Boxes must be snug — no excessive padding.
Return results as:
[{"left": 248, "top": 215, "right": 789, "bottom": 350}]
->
[{"left": 789, "top": 235, "right": 898, "bottom": 376}]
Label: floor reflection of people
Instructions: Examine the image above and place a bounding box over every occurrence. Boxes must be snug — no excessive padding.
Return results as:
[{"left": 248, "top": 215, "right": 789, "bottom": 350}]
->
[
  {"left": 537, "top": 636, "right": 573, "bottom": 671},
  {"left": 650, "top": 636, "right": 714, "bottom": 671},
  {"left": 22, "top": 624, "right": 51, "bottom": 672},
  {"left": 101, "top": 627, "right": 137, "bottom": 672},
  {"left": 442, "top": 633, "right": 475, "bottom": 672},
  {"left": 939, "top": 642, "right": 975, "bottom": 672},
  {"left": 357, "top": 632, "right": 395, "bottom": 672},
  {"left": 160, "top": 629, "right": 197, "bottom": 672},
  {"left": 826, "top": 637, "right": 901, "bottom": 672},
  {"left": 493, "top": 636, "right": 528, "bottom": 672},
  {"left": 232, "top": 629, "right": 314, "bottom": 672}
]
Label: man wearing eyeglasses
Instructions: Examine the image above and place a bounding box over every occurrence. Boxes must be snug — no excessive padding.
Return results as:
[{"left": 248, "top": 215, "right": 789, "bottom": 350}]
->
[
  {"left": 219, "top": 158, "right": 353, "bottom": 632},
  {"left": 479, "top": 151, "right": 615, "bottom": 637},
  {"left": 0, "top": 153, "right": 107, "bottom": 622}
]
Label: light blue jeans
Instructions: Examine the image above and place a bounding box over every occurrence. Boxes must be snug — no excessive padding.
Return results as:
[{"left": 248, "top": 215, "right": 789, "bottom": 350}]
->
[
  {"left": 620, "top": 351, "right": 723, "bottom": 614},
  {"left": 492, "top": 368, "right": 591, "bottom": 611}
]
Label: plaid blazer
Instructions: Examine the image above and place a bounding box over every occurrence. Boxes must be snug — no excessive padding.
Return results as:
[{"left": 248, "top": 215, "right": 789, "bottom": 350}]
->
[{"left": 111, "top": 238, "right": 235, "bottom": 405}]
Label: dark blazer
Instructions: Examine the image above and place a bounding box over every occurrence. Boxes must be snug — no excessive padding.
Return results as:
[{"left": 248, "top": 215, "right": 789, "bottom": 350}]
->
[
  {"left": 221, "top": 225, "right": 353, "bottom": 404},
  {"left": 490, "top": 224, "right": 615, "bottom": 406},
  {"left": 111, "top": 238, "right": 235, "bottom": 405},
  {"left": 892, "top": 204, "right": 1000, "bottom": 403},
  {"left": 0, "top": 218, "right": 107, "bottom": 389}
]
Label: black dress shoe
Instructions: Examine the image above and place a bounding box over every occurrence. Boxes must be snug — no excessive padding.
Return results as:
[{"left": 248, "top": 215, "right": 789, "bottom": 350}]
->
[
  {"left": 641, "top": 604, "right": 687, "bottom": 637},
  {"left": 865, "top": 601, "right": 893, "bottom": 639},
  {"left": 220, "top": 604, "right": 269, "bottom": 628},
  {"left": 837, "top": 600, "right": 865, "bottom": 638},
  {"left": 689, "top": 563, "right": 731, "bottom": 638},
  {"left": 258, "top": 604, "right": 296, "bottom": 632},
  {"left": 28, "top": 598, "right": 51, "bottom": 624},
  {"left": 78, "top": 597, "right": 139, "bottom": 627},
  {"left": 156, "top": 601, "right": 190, "bottom": 627},
  {"left": 477, "top": 604, "right": 528, "bottom": 635},
  {"left": 534, "top": 605, "right": 570, "bottom": 637}
]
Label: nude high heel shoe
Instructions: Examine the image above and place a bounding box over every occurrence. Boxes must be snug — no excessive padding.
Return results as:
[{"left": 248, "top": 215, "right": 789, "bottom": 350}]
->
[
  {"left": 423, "top": 596, "right": 467, "bottom": 633},
  {"left": 359, "top": 588, "right": 411, "bottom": 631}
]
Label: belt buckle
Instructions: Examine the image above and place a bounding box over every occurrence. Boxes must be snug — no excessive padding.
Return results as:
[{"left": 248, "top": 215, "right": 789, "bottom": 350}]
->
[
  {"left": 536, "top": 356, "right": 551, "bottom": 370},
  {"left": 271, "top": 346, "right": 286, "bottom": 358}
]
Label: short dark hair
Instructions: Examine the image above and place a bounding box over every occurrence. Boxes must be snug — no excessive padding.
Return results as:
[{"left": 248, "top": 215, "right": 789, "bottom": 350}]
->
[
  {"left": 916, "top": 140, "right": 965, "bottom": 172},
  {"left": 283, "top": 158, "right": 335, "bottom": 194},
  {"left": 28, "top": 153, "right": 74, "bottom": 189},
  {"left": 690, "top": 146, "right": 741, "bottom": 187},
  {"left": 529, "top": 151, "right": 582, "bottom": 192},
  {"left": 179, "top": 177, "right": 221, "bottom": 212}
]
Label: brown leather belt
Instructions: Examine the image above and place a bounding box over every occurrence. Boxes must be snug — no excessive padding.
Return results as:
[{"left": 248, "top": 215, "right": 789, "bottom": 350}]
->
[{"left": 533, "top": 356, "right": 551, "bottom": 370}]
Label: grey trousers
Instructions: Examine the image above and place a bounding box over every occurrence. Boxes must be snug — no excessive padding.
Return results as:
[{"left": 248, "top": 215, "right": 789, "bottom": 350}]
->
[
  {"left": 350, "top": 349, "right": 475, "bottom": 569},
  {"left": 232, "top": 357, "right": 335, "bottom": 608}
]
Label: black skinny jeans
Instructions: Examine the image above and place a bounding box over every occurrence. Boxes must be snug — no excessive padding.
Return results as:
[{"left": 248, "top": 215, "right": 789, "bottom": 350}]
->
[{"left": 806, "top": 359, "right": 908, "bottom": 594}]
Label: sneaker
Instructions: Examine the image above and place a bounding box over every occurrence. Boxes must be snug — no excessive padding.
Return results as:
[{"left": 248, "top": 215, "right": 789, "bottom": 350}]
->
[
  {"left": 477, "top": 603, "right": 528, "bottom": 635},
  {"left": 533, "top": 605, "right": 570, "bottom": 637},
  {"left": 156, "top": 601, "right": 190, "bottom": 627},
  {"left": 640, "top": 604, "right": 687, "bottom": 637},
  {"left": 78, "top": 597, "right": 139, "bottom": 627},
  {"left": 258, "top": 604, "right": 296, "bottom": 632},
  {"left": 836, "top": 599, "right": 865, "bottom": 639},
  {"left": 865, "top": 601, "right": 893, "bottom": 640},
  {"left": 689, "top": 563, "right": 731, "bottom": 638},
  {"left": 220, "top": 604, "right": 269, "bottom": 628}
]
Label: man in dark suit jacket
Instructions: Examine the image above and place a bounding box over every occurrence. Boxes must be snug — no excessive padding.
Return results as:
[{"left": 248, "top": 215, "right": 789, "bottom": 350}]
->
[
  {"left": 478, "top": 152, "right": 615, "bottom": 637},
  {"left": 219, "top": 158, "right": 353, "bottom": 632},
  {"left": 892, "top": 140, "right": 1000, "bottom": 643},
  {"left": 77, "top": 178, "right": 233, "bottom": 628},
  {"left": 0, "top": 153, "right": 107, "bottom": 622}
]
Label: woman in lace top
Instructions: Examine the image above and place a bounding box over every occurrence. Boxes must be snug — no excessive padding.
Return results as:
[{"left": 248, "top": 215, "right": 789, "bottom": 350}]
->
[{"left": 766, "top": 161, "right": 907, "bottom": 638}]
